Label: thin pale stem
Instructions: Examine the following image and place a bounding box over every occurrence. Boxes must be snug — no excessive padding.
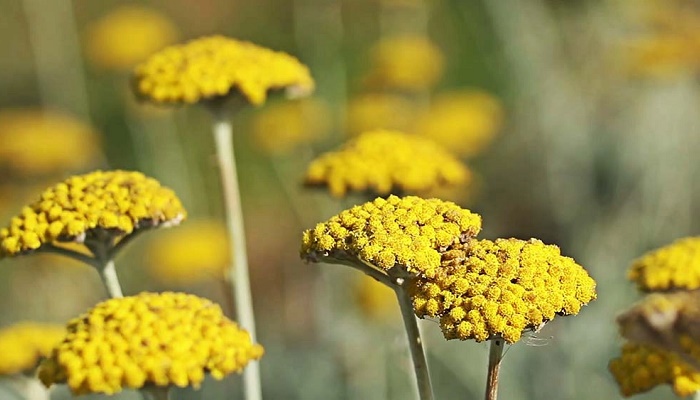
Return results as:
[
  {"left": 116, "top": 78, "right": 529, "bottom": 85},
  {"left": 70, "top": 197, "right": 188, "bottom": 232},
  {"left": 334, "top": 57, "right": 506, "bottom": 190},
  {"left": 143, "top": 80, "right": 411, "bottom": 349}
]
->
[
  {"left": 143, "top": 386, "right": 170, "bottom": 400},
  {"left": 485, "top": 338, "right": 505, "bottom": 400},
  {"left": 4, "top": 375, "right": 49, "bottom": 400},
  {"left": 695, "top": 390, "right": 700, "bottom": 400},
  {"left": 36, "top": 244, "right": 98, "bottom": 268},
  {"left": 100, "top": 259, "right": 124, "bottom": 298},
  {"left": 211, "top": 110, "right": 262, "bottom": 400},
  {"left": 393, "top": 278, "right": 434, "bottom": 400}
]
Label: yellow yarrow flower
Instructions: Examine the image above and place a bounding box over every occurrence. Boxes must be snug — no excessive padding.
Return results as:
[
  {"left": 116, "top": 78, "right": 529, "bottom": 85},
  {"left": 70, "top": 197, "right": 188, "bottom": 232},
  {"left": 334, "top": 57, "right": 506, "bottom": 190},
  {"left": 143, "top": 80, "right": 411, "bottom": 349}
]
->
[
  {"left": 0, "top": 322, "right": 65, "bottom": 375},
  {"left": 133, "top": 35, "right": 314, "bottom": 105},
  {"left": 0, "top": 109, "right": 101, "bottom": 178},
  {"left": 628, "top": 236, "right": 700, "bottom": 291},
  {"left": 85, "top": 5, "right": 179, "bottom": 71},
  {"left": 301, "top": 195, "right": 482, "bottom": 278},
  {"left": 250, "top": 98, "right": 332, "bottom": 155},
  {"left": 609, "top": 342, "right": 700, "bottom": 397},
  {"left": 345, "top": 93, "right": 417, "bottom": 136},
  {"left": 410, "top": 238, "right": 597, "bottom": 343},
  {"left": 304, "top": 129, "right": 471, "bottom": 197},
  {"left": 413, "top": 90, "right": 504, "bottom": 158},
  {"left": 147, "top": 220, "right": 229, "bottom": 285},
  {"left": 38, "top": 292, "right": 263, "bottom": 395},
  {"left": 0, "top": 170, "right": 186, "bottom": 257},
  {"left": 363, "top": 35, "right": 445, "bottom": 91}
]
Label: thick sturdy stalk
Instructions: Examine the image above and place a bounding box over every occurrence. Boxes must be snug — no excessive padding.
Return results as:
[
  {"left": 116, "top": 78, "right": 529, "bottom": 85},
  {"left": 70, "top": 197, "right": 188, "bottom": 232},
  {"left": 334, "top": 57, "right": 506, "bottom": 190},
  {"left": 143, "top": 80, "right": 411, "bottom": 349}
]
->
[
  {"left": 211, "top": 111, "right": 262, "bottom": 400},
  {"left": 100, "top": 260, "right": 124, "bottom": 298},
  {"left": 485, "top": 338, "right": 505, "bottom": 400},
  {"left": 394, "top": 278, "right": 434, "bottom": 400}
]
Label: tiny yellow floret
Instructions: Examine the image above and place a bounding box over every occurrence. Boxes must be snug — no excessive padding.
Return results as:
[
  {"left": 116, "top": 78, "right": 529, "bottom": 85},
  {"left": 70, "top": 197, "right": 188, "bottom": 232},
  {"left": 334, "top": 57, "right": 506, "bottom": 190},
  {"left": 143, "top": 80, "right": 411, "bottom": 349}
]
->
[
  {"left": 628, "top": 236, "right": 700, "bottom": 291},
  {"left": 38, "top": 292, "right": 263, "bottom": 395},
  {"left": 304, "top": 129, "right": 471, "bottom": 197},
  {"left": 0, "top": 322, "right": 65, "bottom": 376},
  {"left": 133, "top": 35, "right": 314, "bottom": 106}
]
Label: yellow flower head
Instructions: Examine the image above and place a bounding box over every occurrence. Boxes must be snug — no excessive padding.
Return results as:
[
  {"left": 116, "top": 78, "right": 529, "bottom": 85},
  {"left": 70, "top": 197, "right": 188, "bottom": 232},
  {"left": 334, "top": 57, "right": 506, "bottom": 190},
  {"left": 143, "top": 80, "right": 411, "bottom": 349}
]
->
[
  {"left": 133, "top": 35, "right": 314, "bottom": 105},
  {"left": 354, "top": 275, "right": 398, "bottom": 322},
  {"left": 0, "top": 322, "right": 65, "bottom": 376},
  {"left": 363, "top": 35, "right": 445, "bottom": 91},
  {"left": 38, "top": 292, "right": 264, "bottom": 395},
  {"left": 304, "top": 129, "right": 471, "bottom": 197},
  {"left": 411, "top": 238, "right": 597, "bottom": 343},
  {"left": 609, "top": 342, "right": 700, "bottom": 397},
  {"left": 251, "top": 98, "right": 332, "bottom": 155},
  {"left": 345, "top": 93, "right": 417, "bottom": 136},
  {"left": 147, "top": 220, "right": 229, "bottom": 285},
  {"left": 0, "top": 170, "right": 186, "bottom": 257},
  {"left": 85, "top": 5, "right": 179, "bottom": 71},
  {"left": 0, "top": 109, "right": 101, "bottom": 178},
  {"left": 413, "top": 90, "right": 504, "bottom": 158},
  {"left": 627, "top": 236, "right": 700, "bottom": 291},
  {"left": 301, "top": 195, "right": 482, "bottom": 278}
]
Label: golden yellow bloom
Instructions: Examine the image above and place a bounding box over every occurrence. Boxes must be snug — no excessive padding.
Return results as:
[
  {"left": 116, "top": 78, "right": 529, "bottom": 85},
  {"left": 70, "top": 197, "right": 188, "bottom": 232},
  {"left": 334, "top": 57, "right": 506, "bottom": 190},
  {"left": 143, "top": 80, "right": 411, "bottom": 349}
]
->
[
  {"left": 345, "top": 93, "right": 417, "bottom": 136},
  {"left": 413, "top": 90, "right": 504, "bottom": 158},
  {"left": 133, "top": 35, "right": 314, "bottom": 105},
  {"left": 38, "top": 292, "right": 263, "bottom": 395},
  {"left": 0, "top": 322, "right": 65, "bottom": 375},
  {"left": 628, "top": 236, "right": 700, "bottom": 291},
  {"left": 304, "top": 129, "right": 471, "bottom": 197},
  {"left": 85, "top": 5, "right": 179, "bottom": 70},
  {"left": 609, "top": 342, "right": 700, "bottom": 397},
  {"left": 411, "top": 238, "right": 597, "bottom": 343},
  {"left": 355, "top": 275, "right": 398, "bottom": 322},
  {"left": 147, "top": 220, "right": 229, "bottom": 285},
  {"left": 301, "top": 195, "right": 482, "bottom": 278},
  {"left": 0, "top": 109, "right": 101, "bottom": 178},
  {"left": 0, "top": 170, "right": 186, "bottom": 257},
  {"left": 363, "top": 35, "right": 444, "bottom": 91},
  {"left": 250, "top": 98, "right": 332, "bottom": 155}
]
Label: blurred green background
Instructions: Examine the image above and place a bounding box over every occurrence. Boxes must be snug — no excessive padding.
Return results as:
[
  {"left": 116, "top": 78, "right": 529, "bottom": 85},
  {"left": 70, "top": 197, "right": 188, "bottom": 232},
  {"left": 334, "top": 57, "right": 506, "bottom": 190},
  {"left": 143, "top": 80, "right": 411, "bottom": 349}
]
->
[{"left": 1, "top": 0, "right": 699, "bottom": 399}]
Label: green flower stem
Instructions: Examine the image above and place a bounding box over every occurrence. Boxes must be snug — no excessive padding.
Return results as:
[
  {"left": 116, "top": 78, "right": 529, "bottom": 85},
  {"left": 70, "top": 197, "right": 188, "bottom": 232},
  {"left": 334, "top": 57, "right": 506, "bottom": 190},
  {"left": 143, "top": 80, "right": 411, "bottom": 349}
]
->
[
  {"left": 38, "top": 244, "right": 98, "bottom": 268},
  {"left": 143, "top": 386, "right": 170, "bottom": 400},
  {"left": 485, "top": 338, "right": 505, "bottom": 400},
  {"left": 100, "top": 259, "right": 124, "bottom": 298},
  {"left": 5, "top": 375, "right": 49, "bottom": 400},
  {"left": 393, "top": 277, "right": 434, "bottom": 400},
  {"left": 211, "top": 108, "right": 262, "bottom": 400}
]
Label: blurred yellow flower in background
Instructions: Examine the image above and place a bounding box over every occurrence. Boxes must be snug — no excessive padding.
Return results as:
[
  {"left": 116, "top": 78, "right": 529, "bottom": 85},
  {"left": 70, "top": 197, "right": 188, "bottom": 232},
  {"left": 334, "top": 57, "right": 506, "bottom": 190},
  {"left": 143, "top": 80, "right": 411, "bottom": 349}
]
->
[
  {"left": 345, "top": 93, "right": 417, "bottom": 136},
  {"left": 354, "top": 275, "right": 397, "bottom": 322},
  {"left": 0, "top": 322, "right": 65, "bottom": 376},
  {"left": 250, "top": 98, "right": 332, "bottom": 155},
  {"left": 363, "top": 35, "right": 445, "bottom": 92},
  {"left": 39, "top": 292, "right": 264, "bottom": 395},
  {"left": 305, "top": 129, "right": 471, "bottom": 197},
  {"left": 84, "top": 5, "right": 179, "bottom": 71},
  {"left": 147, "top": 220, "right": 229, "bottom": 285},
  {"left": 133, "top": 35, "right": 314, "bottom": 105},
  {"left": 0, "top": 109, "right": 101, "bottom": 179},
  {"left": 627, "top": 236, "right": 700, "bottom": 292},
  {"left": 413, "top": 90, "right": 504, "bottom": 158}
]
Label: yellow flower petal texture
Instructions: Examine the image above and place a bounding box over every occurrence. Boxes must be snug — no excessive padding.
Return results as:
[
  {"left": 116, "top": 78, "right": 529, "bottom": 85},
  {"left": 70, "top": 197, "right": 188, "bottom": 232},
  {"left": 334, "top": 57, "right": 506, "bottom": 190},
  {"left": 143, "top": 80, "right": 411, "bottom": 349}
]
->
[
  {"left": 0, "top": 322, "right": 65, "bottom": 376},
  {"left": 628, "top": 236, "right": 700, "bottom": 291},
  {"left": 609, "top": 342, "right": 700, "bottom": 397},
  {"left": 301, "top": 195, "right": 482, "bottom": 278},
  {"left": 304, "top": 129, "right": 471, "bottom": 197},
  {"left": 133, "top": 35, "right": 314, "bottom": 105},
  {"left": 0, "top": 170, "right": 186, "bottom": 257},
  {"left": 410, "top": 238, "right": 597, "bottom": 343},
  {"left": 38, "top": 292, "right": 264, "bottom": 395}
]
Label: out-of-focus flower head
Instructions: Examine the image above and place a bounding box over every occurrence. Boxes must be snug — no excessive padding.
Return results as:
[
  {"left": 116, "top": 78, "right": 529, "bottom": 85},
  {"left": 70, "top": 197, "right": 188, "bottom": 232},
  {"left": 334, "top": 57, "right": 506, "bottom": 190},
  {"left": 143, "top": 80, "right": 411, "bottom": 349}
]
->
[
  {"left": 621, "top": 0, "right": 700, "bottom": 78},
  {"left": 413, "top": 90, "right": 504, "bottom": 158},
  {"left": 133, "top": 35, "right": 314, "bottom": 106},
  {"left": 354, "top": 275, "right": 398, "bottom": 322},
  {"left": 301, "top": 195, "right": 482, "bottom": 279},
  {"left": 363, "top": 35, "right": 444, "bottom": 92},
  {"left": 410, "top": 238, "right": 596, "bottom": 343},
  {"left": 0, "top": 322, "right": 65, "bottom": 376},
  {"left": 627, "top": 236, "right": 700, "bottom": 292},
  {"left": 0, "top": 170, "right": 186, "bottom": 258},
  {"left": 85, "top": 5, "right": 179, "bottom": 71},
  {"left": 609, "top": 342, "right": 700, "bottom": 397},
  {"left": 345, "top": 93, "right": 417, "bottom": 136},
  {"left": 251, "top": 98, "right": 332, "bottom": 155},
  {"left": 38, "top": 292, "right": 263, "bottom": 395},
  {"left": 0, "top": 109, "right": 101, "bottom": 179},
  {"left": 146, "top": 220, "right": 229, "bottom": 285},
  {"left": 304, "top": 129, "right": 471, "bottom": 197}
]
